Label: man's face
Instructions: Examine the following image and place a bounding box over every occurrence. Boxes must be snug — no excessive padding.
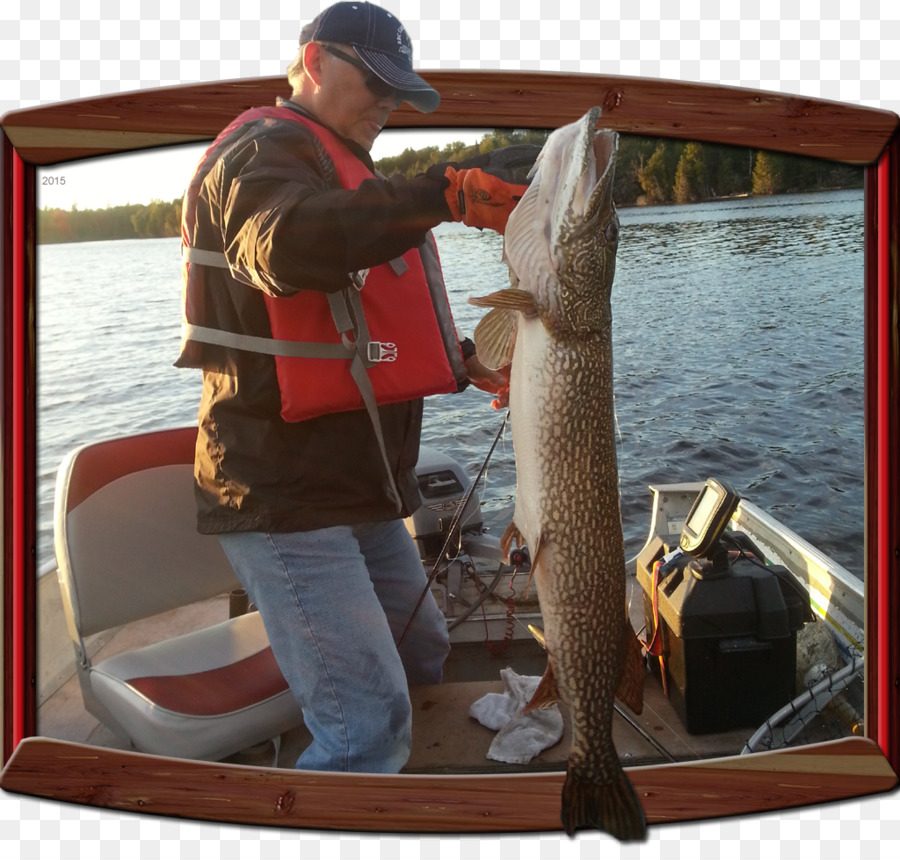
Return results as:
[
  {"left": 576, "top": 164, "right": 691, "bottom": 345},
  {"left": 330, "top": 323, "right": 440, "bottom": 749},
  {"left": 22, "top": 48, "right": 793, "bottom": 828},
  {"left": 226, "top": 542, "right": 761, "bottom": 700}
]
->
[{"left": 313, "top": 42, "right": 400, "bottom": 151}]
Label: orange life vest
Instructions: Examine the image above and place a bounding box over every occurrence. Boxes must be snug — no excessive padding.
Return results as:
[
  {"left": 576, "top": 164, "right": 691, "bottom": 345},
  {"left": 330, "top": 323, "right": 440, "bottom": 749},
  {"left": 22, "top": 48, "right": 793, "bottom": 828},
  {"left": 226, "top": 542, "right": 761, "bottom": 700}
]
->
[{"left": 179, "top": 105, "right": 463, "bottom": 423}]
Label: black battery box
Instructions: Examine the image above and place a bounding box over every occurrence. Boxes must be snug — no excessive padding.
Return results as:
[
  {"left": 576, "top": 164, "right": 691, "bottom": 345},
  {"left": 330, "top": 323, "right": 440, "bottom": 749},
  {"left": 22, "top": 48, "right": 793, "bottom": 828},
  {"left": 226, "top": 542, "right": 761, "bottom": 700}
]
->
[{"left": 636, "top": 532, "right": 811, "bottom": 735}]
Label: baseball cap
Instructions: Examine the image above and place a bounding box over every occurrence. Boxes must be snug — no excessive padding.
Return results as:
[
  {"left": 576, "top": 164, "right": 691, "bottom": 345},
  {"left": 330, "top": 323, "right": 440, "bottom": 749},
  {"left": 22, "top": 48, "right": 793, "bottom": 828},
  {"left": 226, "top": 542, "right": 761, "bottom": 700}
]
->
[{"left": 300, "top": 2, "right": 440, "bottom": 113}]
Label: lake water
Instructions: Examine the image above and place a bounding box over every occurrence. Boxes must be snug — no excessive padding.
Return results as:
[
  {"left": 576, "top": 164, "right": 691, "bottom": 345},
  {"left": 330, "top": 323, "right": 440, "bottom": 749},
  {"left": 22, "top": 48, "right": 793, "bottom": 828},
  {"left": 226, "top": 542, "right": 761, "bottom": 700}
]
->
[{"left": 36, "top": 189, "right": 865, "bottom": 578}]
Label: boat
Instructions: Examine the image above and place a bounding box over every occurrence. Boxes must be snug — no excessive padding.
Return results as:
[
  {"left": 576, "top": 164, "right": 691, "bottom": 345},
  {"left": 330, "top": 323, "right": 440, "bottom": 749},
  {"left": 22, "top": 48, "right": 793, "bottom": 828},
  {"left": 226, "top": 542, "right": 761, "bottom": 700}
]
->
[{"left": 31, "top": 425, "right": 865, "bottom": 776}]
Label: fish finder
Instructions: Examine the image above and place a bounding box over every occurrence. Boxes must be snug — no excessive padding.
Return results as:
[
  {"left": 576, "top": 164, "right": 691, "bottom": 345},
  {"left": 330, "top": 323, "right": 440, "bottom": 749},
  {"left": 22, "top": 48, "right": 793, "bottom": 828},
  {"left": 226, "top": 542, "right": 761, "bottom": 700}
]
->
[{"left": 679, "top": 478, "right": 741, "bottom": 558}]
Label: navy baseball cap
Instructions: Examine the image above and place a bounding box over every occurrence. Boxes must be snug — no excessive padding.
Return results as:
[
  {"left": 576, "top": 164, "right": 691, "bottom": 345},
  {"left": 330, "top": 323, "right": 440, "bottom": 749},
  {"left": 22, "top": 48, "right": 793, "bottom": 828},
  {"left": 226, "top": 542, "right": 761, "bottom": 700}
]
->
[{"left": 300, "top": 2, "right": 440, "bottom": 113}]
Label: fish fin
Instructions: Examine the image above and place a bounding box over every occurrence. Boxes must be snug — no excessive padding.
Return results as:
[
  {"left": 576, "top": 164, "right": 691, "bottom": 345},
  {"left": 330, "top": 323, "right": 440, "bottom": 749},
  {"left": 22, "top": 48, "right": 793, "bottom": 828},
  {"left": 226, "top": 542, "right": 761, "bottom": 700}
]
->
[
  {"left": 468, "top": 287, "right": 539, "bottom": 316},
  {"left": 523, "top": 660, "right": 560, "bottom": 713},
  {"left": 502, "top": 172, "right": 555, "bottom": 288},
  {"left": 561, "top": 764, "right": 647, "bottom": 840},
  {"left": 615, "top": 618, "right": 646, "bottom": 715},
  {"left": 499, "top": 521, "right": 522, "bottom": 561},
  {"left": 472, "top": 307, "right": 518, "bottom": 370}
]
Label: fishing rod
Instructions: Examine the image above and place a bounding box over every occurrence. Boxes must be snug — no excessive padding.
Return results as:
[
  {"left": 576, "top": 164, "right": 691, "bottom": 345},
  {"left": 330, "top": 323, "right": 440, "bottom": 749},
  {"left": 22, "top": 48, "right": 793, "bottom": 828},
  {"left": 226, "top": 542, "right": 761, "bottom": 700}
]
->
[{"left": 397, "top": 410, "right": 510, "bottom": 649}]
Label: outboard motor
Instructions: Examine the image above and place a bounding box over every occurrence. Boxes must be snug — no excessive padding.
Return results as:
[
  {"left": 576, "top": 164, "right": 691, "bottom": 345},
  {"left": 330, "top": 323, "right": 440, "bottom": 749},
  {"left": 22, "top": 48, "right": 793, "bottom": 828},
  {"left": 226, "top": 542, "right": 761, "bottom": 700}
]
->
[
  {"left": 404, "top": 446, "right": 514, "bottom": 623},
  {"left": 404, "top": 446, "right": 484, "bottom": 563}
]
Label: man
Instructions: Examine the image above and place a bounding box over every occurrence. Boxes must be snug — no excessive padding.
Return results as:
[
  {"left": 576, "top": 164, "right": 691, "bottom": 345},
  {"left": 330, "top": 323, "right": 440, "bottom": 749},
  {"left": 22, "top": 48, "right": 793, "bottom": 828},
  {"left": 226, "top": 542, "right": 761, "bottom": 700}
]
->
[{"left": 176, "top": 1, "right": 535, "bottom": 773}]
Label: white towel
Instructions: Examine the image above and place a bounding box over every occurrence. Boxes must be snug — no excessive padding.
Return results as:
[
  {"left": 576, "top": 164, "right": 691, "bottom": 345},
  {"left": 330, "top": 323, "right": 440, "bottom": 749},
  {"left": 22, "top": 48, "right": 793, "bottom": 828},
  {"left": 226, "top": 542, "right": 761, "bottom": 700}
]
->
[{"left": 468, "top": 668, "right": 564, "bottom": 765}]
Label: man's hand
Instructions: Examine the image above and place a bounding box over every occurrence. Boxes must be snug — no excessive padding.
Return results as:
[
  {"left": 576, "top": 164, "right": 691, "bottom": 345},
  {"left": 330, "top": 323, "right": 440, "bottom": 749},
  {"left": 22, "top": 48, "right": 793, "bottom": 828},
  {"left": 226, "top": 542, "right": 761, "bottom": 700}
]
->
[
  {"left": 435, "top": 144, "right": 541, "bottom": 235},
  {"left": 465, "top": 356, "right": 510, "bottom": 409},
  {"left": 442, "top": 167, "right": 528, "bottom": 234}
]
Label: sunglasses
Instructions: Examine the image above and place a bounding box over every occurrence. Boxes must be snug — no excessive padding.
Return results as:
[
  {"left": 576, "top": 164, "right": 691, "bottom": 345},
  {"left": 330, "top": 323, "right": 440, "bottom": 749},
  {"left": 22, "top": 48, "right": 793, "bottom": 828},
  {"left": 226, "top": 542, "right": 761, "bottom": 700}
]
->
[{"left": 318, "top": 43, "right": 400, "bottom": 102}]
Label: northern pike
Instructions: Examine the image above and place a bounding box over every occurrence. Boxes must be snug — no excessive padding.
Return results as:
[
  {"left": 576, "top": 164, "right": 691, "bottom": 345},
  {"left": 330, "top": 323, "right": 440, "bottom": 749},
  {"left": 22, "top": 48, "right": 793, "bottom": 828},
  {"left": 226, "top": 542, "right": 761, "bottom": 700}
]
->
[{"left": 469, "top": 107, "right": 647, "bottom": 840}]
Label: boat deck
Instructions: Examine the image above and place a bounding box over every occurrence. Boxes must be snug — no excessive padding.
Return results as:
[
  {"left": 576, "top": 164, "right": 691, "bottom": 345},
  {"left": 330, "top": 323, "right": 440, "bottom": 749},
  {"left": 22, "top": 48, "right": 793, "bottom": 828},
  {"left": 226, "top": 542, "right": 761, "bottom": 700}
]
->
[{"left": 37, "top": 578, "right": 763, "bottom": 773}]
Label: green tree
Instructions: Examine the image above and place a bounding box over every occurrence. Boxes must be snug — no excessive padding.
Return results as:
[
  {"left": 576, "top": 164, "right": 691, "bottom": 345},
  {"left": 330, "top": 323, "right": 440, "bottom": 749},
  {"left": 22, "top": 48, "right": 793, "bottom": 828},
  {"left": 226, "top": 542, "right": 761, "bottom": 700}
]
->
[
  {"left": 164, "top": 197, "right": 183, "bottom": 237},
  {"left": 637, "top": 140, "right": 683, "bottom": 204},
  {"left": 709, "top": 146, "right": 754, "bottom": 198},
  {"left": 673, "top": 142, "right": 706, "bottom": 204},
  {"left": 752, "top": 150, "right": 784, "bottom": 195},
  {"left": 614, "top": 136, "right": 657, "bottom": 205}
]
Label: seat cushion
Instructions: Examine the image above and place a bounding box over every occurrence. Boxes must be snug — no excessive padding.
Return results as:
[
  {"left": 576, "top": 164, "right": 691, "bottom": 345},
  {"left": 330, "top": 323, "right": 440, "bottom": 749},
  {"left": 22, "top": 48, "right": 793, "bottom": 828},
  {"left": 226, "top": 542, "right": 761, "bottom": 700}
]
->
[
  {"left": 89, "top": 611, "right": 304, "bottom": 761},
  {"left": 123, "top": 646, "right": 286, "bottom": 716}
]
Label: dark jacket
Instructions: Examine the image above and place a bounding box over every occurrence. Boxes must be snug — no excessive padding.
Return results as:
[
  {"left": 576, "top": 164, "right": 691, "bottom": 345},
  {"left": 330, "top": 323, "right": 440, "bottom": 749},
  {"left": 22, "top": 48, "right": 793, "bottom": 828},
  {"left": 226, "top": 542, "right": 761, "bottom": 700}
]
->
[{"left": 177, "top": 99, "right": 459, "bottom": 534}]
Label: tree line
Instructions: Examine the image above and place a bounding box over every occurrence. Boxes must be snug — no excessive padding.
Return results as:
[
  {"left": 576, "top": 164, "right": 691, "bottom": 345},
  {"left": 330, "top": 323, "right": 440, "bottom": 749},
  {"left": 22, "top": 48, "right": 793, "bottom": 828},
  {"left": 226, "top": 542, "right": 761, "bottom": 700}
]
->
[
  {"left": 37, "top": 131, "right": 861, "bottom": 245},
  {"left": 377, "top": 129, "right": 863, "bottom": 205},
  {"left": 38, "top": 197, "right": 184, "bottom": 244}
]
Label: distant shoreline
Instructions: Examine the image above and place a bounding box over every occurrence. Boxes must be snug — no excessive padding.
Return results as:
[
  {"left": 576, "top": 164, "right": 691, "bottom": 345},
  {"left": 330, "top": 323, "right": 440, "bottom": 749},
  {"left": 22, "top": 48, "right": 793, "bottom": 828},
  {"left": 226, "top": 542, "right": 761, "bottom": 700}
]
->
[{"left": 36, "top": 186, "right": 863, "bottom": 245}]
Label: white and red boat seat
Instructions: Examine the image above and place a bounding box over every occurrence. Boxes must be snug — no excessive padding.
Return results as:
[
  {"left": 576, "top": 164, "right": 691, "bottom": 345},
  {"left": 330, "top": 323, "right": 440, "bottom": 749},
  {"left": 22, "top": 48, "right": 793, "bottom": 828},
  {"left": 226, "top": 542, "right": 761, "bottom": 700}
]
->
[{"left": 53, "top": 426, "right": 304, "bottom": 762}]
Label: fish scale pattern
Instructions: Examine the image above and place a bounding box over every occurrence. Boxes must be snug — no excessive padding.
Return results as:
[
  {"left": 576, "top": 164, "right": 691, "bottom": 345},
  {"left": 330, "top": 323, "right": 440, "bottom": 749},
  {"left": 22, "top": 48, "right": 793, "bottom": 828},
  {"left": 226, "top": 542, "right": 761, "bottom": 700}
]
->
[{"left": 499, "top": 109, "right": 644, "bottom": 837}]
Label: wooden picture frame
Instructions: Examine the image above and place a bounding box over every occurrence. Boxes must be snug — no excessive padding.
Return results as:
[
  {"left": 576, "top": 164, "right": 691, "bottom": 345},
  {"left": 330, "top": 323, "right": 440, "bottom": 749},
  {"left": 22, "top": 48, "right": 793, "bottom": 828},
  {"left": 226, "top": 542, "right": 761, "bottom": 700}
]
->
[{"left": 1, "top": 70, "right": 898, "bottom": 834}]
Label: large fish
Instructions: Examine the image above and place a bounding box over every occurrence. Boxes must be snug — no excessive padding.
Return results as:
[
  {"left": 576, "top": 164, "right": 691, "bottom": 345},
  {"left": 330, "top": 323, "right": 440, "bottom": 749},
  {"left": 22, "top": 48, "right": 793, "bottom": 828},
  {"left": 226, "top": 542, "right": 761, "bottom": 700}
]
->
[{"left": 469, "top": 107, "right": 646, "bottom": 840}]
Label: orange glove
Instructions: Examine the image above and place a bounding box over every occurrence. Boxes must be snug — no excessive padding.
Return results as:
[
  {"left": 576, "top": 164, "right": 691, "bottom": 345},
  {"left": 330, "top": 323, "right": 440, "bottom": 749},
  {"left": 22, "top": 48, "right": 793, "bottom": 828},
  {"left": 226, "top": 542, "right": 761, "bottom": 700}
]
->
[
  {"left": 443, "top": 167, "right": 528, "bottom": 234},
  {"left": 439, "top": 144, "right": 541, "bottom": 235}
]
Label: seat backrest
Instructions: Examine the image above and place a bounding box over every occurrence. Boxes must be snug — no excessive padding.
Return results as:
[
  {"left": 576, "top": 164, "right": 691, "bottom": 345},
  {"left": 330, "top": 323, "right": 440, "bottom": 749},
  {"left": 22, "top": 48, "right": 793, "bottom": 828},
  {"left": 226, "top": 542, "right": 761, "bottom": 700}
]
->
[{"left": 54, "top": 426, "right": 241, "bottom": 639}]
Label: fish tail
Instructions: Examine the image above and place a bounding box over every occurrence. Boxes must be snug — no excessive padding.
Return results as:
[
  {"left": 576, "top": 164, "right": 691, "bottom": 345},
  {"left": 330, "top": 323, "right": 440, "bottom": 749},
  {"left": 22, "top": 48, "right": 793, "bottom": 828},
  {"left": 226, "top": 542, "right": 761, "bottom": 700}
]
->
[{"left": 561, "top": 765, "right": 647, "bottom": 841}]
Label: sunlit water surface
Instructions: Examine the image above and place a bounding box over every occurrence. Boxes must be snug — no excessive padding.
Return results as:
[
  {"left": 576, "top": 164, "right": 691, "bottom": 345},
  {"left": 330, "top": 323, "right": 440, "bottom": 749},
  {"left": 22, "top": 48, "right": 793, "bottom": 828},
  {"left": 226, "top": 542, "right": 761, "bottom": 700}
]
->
[{"left": 37, "top": 189, "right": 864, "bottom": 578}]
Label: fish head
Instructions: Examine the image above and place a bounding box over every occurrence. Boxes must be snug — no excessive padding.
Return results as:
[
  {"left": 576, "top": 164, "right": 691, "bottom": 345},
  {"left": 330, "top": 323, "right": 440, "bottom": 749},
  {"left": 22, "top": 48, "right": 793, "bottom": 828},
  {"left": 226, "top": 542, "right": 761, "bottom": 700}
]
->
[{"left": 504, "top": 107, "right": 620, "bottom": 335}]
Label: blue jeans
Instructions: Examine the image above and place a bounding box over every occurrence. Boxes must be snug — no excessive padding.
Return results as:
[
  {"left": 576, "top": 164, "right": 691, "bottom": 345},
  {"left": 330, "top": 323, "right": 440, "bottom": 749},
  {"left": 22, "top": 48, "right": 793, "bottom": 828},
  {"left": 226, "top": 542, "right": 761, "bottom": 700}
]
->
[{"left": 218, "top": 519, "right": 450, "bottom": 773}]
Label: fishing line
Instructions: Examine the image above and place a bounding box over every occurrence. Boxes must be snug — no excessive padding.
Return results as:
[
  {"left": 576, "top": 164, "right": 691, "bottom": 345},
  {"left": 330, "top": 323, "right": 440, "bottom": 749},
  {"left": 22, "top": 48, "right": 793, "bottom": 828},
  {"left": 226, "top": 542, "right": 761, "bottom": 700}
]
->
[
  {"left": 483, "top": 593, "right": 516, "bottom": 657},
  {"left": 446, "top": 558, "right": 505, "bottom": 632},
  {"left": 397, "top": 410, "right": 511, "bottom": 649},
  {"left": 478, "top": 555, "right": 524, "bottom": 656},
  {"left": 613, "top": 703, "right": 677, "bottom": 763}
]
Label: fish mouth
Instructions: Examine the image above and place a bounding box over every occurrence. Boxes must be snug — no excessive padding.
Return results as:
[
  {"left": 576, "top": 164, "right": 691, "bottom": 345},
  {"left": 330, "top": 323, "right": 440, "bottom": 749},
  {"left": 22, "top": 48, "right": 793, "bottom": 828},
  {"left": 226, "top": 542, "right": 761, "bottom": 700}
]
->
[
  {"left": 549, "top": 109, "right": 618, "bottom": 245},
  {"left": 585, "top": 128, "right": 618, "bottom": 221},
  {"left": 576, "top": 104, "right": 617, "bottom": 223},
  {"left": 591, "top": 129, "right": 617, "bottom": 189},
  {"left": 501, "top": 107, "right": 619, "bottom": 304}
]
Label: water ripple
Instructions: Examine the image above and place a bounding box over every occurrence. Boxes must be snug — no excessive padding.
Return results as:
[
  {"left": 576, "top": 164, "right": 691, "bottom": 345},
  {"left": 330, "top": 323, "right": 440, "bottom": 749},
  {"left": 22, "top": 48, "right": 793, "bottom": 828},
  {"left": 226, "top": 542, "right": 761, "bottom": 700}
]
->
[{"left": 37, "top": 191, "right": 865, "bottom": 579}]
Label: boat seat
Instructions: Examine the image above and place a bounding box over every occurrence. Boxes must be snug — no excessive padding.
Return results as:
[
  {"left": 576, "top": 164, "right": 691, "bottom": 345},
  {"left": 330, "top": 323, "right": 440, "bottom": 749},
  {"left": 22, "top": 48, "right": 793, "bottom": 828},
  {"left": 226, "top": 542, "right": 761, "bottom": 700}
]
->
[{"left": 53, "top": 426, "right": 304, "bottom": 762}]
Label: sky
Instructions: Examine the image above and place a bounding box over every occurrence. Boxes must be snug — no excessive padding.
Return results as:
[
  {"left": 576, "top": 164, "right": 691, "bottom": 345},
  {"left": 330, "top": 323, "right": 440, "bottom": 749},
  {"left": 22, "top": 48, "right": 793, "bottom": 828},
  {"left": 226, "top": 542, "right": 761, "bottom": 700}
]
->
[{"left": 36, "top": 126, "right": 490, "bottom": 212}]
